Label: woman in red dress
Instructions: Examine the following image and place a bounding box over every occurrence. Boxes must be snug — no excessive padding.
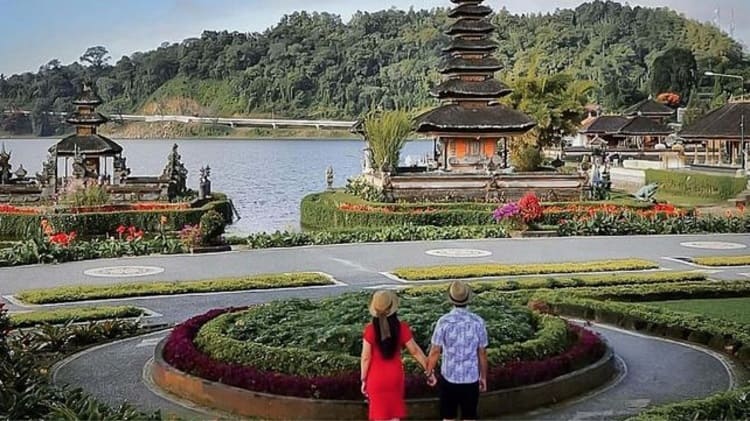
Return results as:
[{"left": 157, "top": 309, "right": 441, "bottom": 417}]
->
[{"left": 360, "top": 290, "right": 433, "bottom": 421}]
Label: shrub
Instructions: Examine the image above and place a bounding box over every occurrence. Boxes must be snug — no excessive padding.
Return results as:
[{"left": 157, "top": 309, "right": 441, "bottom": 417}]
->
[
  {"left": 645, "top": 169, "right": 748, "bottom": 200},
  {"left": 199, "top": 210, "right": 226, "bottom": 244},
  {"left": 9, "top": 306, "right": 144, "bottom": 328},
  {"left": 512, "top": 146, "right": 543, "bottom": 172},
  {"left": 628, "top": 386, "right": 750, "bottom": 421},
  {"left": 345, "top": 175, "right": 385, "bottom": 202},
  {"left": 518, "top": 192, "right": 543, "bottom": 223},
  {"left": 60, "top": 185, "right": 110, "bottom": 207},
  {"left": 692, "top": 255, "right": 750, "bottom": 267},
  {"left": 363, "top": 110, "right": 412, "bottom": 172}
]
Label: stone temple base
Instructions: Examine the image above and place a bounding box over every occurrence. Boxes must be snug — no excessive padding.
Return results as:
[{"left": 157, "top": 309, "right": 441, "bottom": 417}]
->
[{"left": 364, "top": 172, "right": 586, "bottom": 202}]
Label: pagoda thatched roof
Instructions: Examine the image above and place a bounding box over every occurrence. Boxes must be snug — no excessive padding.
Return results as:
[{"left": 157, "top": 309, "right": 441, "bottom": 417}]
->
[
  {"left": 448, "top": 4, "right": 492, "bottom": 18},
  {"left": 442, "top": 38, "right": 496, "bottom": 53},
  {"left": 623, "top": 99, "right": 674, "bottom": 117},
  {"left": 581, "top": 115, "right": 671, "bottom": 136},
  {"left": 446, "top": 19, "right": 494, "bottom": 35},
  {"left": 439, "top": 56, "right": 502, "bottom": 74},
  {"left": 66, "top": 111, "right": 109, "bottom": 126},
  {"left": 680, "top": 101, "right": 750, "bottom": 140},
  {"left": 53, "top": 134, "right": 123, "bottom": 157},
  {"left": 415, "top": 104, "right": 535, "bottom": 133},
  {"left": 430, "top": 78, "right": 511, "bottom": 99},
  {"left": 72, "top": 84, "right": 103, "bottom": 106}
]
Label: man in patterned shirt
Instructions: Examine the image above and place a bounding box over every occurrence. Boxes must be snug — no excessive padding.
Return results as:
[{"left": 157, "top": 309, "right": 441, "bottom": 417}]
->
[{"left": 426, "top": 281, "right": 488, "bottom": 420}]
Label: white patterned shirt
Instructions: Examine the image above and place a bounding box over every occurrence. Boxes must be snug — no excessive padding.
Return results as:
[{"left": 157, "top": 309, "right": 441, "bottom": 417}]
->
[{"left": 431, "top": 307, "right": 488, "bottom": 384}]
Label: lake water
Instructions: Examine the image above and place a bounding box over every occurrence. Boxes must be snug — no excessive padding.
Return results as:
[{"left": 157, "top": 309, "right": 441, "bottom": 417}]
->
[{"left": 1, "top": 138, "right": 433, "bottom": 233}]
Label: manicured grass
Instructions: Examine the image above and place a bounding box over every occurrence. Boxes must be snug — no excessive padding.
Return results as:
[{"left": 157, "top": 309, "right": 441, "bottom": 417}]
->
[
  {"left": 405, "top": 271, "right": 707, "bottom": 295},
  {"left": 692, "top": 255, "right": 750, "bottom": 267},
  {"left": 654, "top": 192, "right": 727, "bottom": 207},
  {"left": 10, "top": 306, "right": 144, "bottom": 328},
  {"left": 16, "top": 272, "right": 333, "bottom": 305},
  {"left": 645, "top": 297, "right": 750, "bottom": 325},
  {"left": 392, "top": 258, "right": 659, "bottom": 281}
]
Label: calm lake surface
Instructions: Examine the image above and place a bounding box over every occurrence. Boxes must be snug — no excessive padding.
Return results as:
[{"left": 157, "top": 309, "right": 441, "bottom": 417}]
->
[{"left": 1, "top": 138, "right": 432, "bottom": 233}]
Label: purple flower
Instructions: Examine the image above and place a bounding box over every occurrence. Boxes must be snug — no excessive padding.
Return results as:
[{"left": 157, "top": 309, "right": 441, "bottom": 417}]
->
[{"left": 493, "top": 203, "right": 521, "bottom": 221}]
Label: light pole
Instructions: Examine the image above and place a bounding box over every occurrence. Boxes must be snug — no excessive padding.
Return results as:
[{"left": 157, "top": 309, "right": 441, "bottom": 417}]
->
[{"left": 704, "top": 71, "right": 745, "bottom": 96}]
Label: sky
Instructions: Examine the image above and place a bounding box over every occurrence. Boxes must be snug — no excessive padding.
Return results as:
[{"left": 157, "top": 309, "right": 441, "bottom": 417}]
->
[{"left": 0, "top": 0, "right": 747, "bottom": 76}]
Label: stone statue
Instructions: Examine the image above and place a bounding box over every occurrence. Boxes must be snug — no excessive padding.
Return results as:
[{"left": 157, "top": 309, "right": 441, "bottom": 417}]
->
[
  {"left": 0, "top": 144, "right": 12, "bottom": 185},
  {"left": 362, "top": 148, "right": 373, "bottom": 173},
  {"left": 161, "top": 144, "right": 189, "bottom": 199},
  {"left": 199, "top": 165, "right": 212, "bottom": 199},
  {"left": 14, "top": 165, "right": 27, "bottom": 181},
  {"left": 72, "top": 149, "right": 86, "bottom": 179},
  {"left": 113, "top": 155, "right": 131, "bottom": 184},
  {"left": 325, "top": 166, "right": 334, "bottom": 190},
  {"left": 37, "top": 147, "right": 57, "bottom": 193},
  {"left": 633, "top": 183, "right": 659, "bottom": 203}
]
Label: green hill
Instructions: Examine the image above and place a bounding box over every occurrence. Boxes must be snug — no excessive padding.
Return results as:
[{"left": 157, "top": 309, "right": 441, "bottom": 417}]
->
[{"left": 0, "top": 0, "right": 747, "bottom": 136}]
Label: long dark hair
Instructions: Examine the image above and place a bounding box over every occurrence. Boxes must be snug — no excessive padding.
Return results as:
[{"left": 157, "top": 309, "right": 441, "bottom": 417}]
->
[{"left": 373, "top": 314, "right": 401, "bottom": 359}]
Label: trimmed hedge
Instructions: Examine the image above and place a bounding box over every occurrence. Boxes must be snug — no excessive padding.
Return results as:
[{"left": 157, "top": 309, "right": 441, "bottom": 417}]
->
[
  {"left": 300, "top": 192, "right": 494, "bottom": 230},
  {"left": 16, "top": 273, "right": 332, "bottom": 304},
  {"left": 628, "top": 386, "right": 750, "bottom": 421},
  {"left": 9, "top": 306, "right": 144, "bottom": 328},
  {"left": 246, "top": 225, "right": 508, "bottom": 248},
  {"left": 645, "top": 169, "right": 748, "bottom": 200},
  {"left": 0, "top": 198, "right": 232, "bottom": 240},
  {"left": 195, "top": 310, "right": 570, "bottom": 377},
  {"left": 558, "top": 281, "right": 750, "bottom": 303},
  {"left": 404, "top": 272, "right": 707, "bottom": 295},
  {"left": 558, "top": 211, "right": 750, "bottom": 236},
  {"left": 392, "top": 259, "right": 658, "bottom": 281},
  {"left": 692, "top": 255, "right": 750, "bottom": 267}
]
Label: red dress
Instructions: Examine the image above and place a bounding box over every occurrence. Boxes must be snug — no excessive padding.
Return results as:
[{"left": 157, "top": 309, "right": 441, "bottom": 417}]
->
[{"left": 363, "top": 321, "right": 413, "bottom": 420}]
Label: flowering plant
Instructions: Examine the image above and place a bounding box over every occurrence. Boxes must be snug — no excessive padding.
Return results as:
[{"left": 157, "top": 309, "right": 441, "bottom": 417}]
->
[
  {"left": 115, "top": 225, "right": 144, "bottom": 241},
  {"left": 49, "top": 231, "right": 76, "bottom": 247},
  {"left": 518, "top": 193, "right": 543, "bottom": 223},
  {"left": 493, "top": 202, "right": 521, "bottom": 221},
  {"left": 179, "top": 224, "right": 203, "bottom": 248}
]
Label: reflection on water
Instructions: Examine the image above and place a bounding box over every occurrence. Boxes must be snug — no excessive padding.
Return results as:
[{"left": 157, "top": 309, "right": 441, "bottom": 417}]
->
[{"left": 1, "top": 138, "right": 432, "bottom": 233}]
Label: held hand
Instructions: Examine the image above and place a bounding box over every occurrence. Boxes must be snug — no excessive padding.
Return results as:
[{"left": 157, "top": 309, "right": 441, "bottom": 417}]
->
[
  {"left": 426, "top": 373, "right": 437, "bottom": 387},
  {"left": 361, "top": 381, "right": 367, "bottom": 397},
  {"left": 479, "top": 378, "right": 487, "bottom": 393}
]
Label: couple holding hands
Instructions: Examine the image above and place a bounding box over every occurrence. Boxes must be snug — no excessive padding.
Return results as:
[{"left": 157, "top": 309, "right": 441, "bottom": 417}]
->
[{"left": 360, "top": 281, "right": 489, "bottom": 421}]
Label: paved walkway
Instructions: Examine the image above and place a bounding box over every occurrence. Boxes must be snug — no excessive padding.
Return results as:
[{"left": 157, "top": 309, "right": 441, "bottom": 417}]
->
[{"left": 6, "top": 234, "right": 750, "bottom": 418}]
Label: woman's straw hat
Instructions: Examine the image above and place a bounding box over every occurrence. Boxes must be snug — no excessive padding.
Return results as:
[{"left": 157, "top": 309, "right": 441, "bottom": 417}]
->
[
  {"left": 448, "top": 280, "right": 472, "bottom": 305},
  {"left": 369, "top": 290, "right": 399, "bottom": 317}
]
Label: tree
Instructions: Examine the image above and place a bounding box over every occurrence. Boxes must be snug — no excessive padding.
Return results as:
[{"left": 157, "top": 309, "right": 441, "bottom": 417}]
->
[
  {"left": 649, "top": 47, "right": 697, "bottom": 102},
  {"left": 80, "top": 46, "right": 111, "bottom": 70}
]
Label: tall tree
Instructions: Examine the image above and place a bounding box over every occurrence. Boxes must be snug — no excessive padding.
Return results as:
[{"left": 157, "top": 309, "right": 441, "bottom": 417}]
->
[{"left": 649, "top": 47, "right": 697, "bottom": 102}]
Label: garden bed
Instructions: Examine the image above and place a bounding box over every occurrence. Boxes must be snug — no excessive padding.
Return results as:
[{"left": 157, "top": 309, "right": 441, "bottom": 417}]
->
[
  {"left": 9, "top": 306, "right": 145, "bottom": 328},
  {"left": 391, "top": 258, "right": 658, "bottom": 281},
  {"left": 15, "top": 273, "right": 334, "bottom": 305},
  {"left": 691, "top": 255, "right": 750, "bottom": 267},
  {"left": 155, "top": 292, "right": 610, "bottom": 419}
]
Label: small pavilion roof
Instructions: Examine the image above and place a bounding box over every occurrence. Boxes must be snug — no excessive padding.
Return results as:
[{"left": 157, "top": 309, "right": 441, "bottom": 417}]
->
[
  {"left": 52, "top": 134, "right": 123, "bottom": 157},
  {"left": 581, "top": 115, "right": 672, "bottom": 136},
  {"left": 415, "top": 104, "right": 535, "bottom": 133},
  {"left": 448, "top": 4, "right": 492, "bottom": 18},
  {"left": 446, "top": 19, "right": 494, "bottom": 36},
  {"left": 622, "top": 99, "right": 675, "bottom": 117},
  {"left": 680, "top": 101, "right": 750, "bottom": 140},
  {"left": 66, "top": 111, "right": 109, "bottom": 126},
  {"left": 439, "top": 56, "right": 502, "bottom": 74},
  {"left": 430, "top": 78, "right": 511, "bottom": 99}
]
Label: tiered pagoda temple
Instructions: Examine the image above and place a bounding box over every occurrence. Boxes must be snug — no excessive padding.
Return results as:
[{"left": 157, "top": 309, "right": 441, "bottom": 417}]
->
[
  {"left": 53, "top": 84, "right": 124, "bottom": 181},
  {"left": 415, "top": 0, "right": 535, "bottom": 173}
]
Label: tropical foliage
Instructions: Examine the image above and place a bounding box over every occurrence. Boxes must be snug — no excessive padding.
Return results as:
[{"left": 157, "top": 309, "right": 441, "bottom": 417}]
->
[{"left": 362, "top": 110, "right": 412, "bottom": 172}]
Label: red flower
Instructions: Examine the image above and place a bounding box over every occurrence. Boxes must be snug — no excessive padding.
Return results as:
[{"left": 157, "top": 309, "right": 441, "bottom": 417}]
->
[
  {"left": 116, "top": 225, "right": 127, "bottom": 235},
  {"left": 518, "top": 193, "right": 543, "bottom": 223}
]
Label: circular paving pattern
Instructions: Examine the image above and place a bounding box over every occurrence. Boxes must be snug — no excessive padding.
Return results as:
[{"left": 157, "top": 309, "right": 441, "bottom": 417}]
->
[
  {"left": 84, "top": 266, "right": 165, "bottom": 278},
  {"left": 680, "top": 241, "right": 747, "bottom": 250},
  {"left": 425, "top": 248, "right": 493, "bottom": 258}
]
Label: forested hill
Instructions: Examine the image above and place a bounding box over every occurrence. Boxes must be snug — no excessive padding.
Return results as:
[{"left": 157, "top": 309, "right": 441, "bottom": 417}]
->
[{"left": 0, "top": 0, "right": 747, "bottom": 135}]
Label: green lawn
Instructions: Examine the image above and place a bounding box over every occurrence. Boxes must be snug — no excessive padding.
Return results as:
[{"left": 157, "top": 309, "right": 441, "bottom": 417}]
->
[
  {"left": 646, "top": 297, "right": 750, "bottom": 324},
  {"left": 654, "top": 192, "right": 728, "bottom": 207}
]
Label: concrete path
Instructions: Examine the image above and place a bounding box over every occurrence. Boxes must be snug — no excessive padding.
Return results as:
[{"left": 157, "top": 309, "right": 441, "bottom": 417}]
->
[{"left": 53, "top": 321, "right": 736, "bottom": 420}]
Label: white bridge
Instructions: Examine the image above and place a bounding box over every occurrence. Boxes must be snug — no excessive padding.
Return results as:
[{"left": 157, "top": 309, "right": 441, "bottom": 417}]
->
[{"left": 2, "top": 110, "right": 356, "bottom": 130}]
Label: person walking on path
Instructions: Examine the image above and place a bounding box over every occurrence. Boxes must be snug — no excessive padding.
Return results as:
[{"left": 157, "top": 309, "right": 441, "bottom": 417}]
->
[
  {"left": 360, "top": 290, "right": 434, "bottom": 421},
  {"left": 426, "top": 281, "right": 489, "bottom": 420}
]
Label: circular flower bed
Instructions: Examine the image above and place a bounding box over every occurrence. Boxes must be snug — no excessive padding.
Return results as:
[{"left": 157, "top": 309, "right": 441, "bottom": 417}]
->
[{"left": 161, "top": 292, "right": 607, "bottom": 401}]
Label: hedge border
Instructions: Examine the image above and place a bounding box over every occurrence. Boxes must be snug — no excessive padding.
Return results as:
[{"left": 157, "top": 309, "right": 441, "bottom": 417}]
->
[
  {"left": 404, "top": 272, "right": 707, "bottom": 295},
  {"left": 645, "top": 169, "right": 748, "bottom": 200},
  {"left": 692, "top": 255, "right": 750, "bottom": 267},
  {"left": 0, "top": 197, "right": 232, "bottom": 240},
  {"left": 15, "top": 272, "right": 334, "bottom": 305},
  {"left": 392, "top": 259, "right": 659, "bottom": 281},
  {"left": 10, "top": 306, "right": 144, "bottom": 328}
]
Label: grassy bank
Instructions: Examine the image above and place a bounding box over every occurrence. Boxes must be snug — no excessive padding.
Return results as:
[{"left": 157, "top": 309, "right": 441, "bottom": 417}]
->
[{"left": 99, "top": 121, "right": 357, "bottom": 140}]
